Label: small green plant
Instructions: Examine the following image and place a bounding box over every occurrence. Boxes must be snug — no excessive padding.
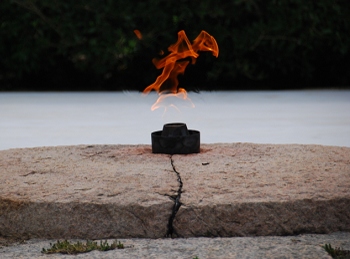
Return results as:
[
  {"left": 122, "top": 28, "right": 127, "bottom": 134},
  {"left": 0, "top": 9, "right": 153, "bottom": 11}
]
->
[
  {"left": 193, "top": 256, "right": 200, "bottom": 259},
  {"left": 323, "top": 244, "right": 350, "bottom": 259},
  {"left": 41, "top": 239, "right": 124, "bottom": 254}
]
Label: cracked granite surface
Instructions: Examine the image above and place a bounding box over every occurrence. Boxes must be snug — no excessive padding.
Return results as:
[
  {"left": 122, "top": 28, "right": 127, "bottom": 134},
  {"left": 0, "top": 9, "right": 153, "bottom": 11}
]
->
[
  {"left": 1, "top": 143, "right": 350, "bottom": 239},
  {"left": 173, "top": 143, "right": 350, "bottom": 237},
  {"left": 0, "top": 145, "right": 175, "bottom": 238}
]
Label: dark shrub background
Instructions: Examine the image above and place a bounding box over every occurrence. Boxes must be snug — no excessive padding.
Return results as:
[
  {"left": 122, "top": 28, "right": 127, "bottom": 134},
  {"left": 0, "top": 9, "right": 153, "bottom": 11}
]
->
[{"left": 1, "top": 0, "right": 349, "bottom": 91}]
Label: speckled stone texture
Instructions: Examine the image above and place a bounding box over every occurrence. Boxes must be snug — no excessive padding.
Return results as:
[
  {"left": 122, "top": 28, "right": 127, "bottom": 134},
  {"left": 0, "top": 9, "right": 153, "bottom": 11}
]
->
[
  {"left": 0, "top": 145, "right": 176, "bottom": 239},
  {"left": 173, "top": 143, "right": 350, "bottom": 237},
  {"left": 1, "top": 143, "right": 350, "bottom": 240},
  {"left": 1, "top": 232, "right": 350, "bottom": 258}
]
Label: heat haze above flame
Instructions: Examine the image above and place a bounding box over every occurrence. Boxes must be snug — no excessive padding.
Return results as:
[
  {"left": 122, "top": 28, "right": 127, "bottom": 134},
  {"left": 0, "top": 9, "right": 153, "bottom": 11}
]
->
[{"left": 142, "top": 30, "right": 219, "bottom": 111}]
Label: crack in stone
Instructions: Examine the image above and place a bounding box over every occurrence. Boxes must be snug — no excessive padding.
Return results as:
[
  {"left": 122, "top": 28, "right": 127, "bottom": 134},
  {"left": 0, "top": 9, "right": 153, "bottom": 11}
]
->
[
  {"left": 166, "top": 155, "right": 183, "bottom": 238},
  {"left": 155, "top": 192, "right": 177, "bottom": 200}
]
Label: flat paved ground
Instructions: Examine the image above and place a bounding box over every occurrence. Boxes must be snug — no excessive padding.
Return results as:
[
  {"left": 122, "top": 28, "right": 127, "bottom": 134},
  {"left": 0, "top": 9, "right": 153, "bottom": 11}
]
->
[
  {"left": 1, "top": 232, "right": 350, "bottom": 258},
  {"left": 1, "top": 90, "right": 349, "bottom": 150}
]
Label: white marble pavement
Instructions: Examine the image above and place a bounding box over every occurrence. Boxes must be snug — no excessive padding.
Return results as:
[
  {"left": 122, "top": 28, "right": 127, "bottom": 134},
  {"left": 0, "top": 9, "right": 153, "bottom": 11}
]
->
[{"left": 0, "top": 90, "right": 349, "bottom": 150}]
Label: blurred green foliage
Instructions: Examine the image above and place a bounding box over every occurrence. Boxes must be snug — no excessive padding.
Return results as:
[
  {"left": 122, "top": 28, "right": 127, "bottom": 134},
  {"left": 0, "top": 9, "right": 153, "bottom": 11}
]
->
[{"left": 1, "top": 0, "right": 349, "bottom": 91}]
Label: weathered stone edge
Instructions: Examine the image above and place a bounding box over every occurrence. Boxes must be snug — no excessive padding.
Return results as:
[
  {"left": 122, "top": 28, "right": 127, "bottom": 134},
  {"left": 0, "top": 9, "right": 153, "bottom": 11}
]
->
[
  {"left": 173, "top": 198, "right": 350, "bottom": 237},
  {"left": 0, "top": 198, "right": 173, "bottom": 239}
]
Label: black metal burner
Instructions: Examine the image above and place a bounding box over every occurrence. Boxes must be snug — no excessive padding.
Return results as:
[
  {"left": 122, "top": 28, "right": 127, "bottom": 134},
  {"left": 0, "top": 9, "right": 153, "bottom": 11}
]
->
[{"left": 151, "top": 123, "right": 200, "bottom": 154}]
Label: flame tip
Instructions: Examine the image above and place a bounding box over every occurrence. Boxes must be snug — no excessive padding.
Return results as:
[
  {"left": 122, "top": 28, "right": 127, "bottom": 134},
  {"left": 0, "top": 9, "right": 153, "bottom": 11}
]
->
[
  {"left": 133, "top": 29, "right": 142, "bottom": 40},
  {"left": 143, "top": 30, "right": 219, "bottom": 111}
]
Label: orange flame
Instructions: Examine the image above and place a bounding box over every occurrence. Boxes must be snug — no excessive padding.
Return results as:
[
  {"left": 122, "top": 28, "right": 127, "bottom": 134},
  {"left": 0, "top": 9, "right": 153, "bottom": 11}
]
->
[
  {"left": 143, "top": 30, "right": 219, "bottom": 111},
  {"left": 134, "top": 29, "right": 142, "bottom": 40}
]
